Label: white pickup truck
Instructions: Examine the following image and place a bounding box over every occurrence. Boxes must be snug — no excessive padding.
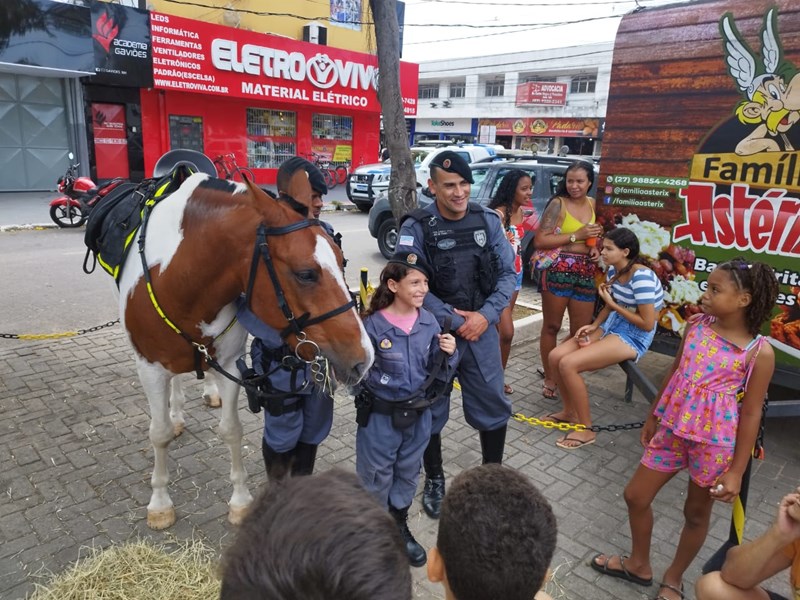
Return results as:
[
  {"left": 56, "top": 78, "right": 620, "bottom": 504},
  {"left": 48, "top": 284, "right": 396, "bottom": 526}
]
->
[{"left": 346, "top": 144, "right": 502, "bottom": 212}]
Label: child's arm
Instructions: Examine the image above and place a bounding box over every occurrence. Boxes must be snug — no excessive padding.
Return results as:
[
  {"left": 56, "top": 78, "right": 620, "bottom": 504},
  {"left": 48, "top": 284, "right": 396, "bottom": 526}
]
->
[
  {"left": 597, "top": 268, "right": 659, "bottom": 331},
  {"left": 713, "top": 343, "right": 775, "bottom": 502},
  {"left": 575, "top": 304, "right": 612, "bottom": 339}
]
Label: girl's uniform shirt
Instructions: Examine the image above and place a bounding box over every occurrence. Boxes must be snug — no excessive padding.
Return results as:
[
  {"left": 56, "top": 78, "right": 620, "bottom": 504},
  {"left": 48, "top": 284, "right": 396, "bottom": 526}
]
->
[
  {"left": 606, "top": 265, "right": 664, "bottom": 312},
  {"left": 362, "top": 307, "right": 457, "bottom": 402},
  {"left": 654, "top": 314, "right": 765, "bottom": 447}
]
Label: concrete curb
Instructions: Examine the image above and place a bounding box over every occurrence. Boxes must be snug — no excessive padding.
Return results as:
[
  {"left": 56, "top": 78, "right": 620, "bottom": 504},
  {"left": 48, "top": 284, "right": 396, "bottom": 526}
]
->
[{"left": 512, "top": 300, "right": 543, "bottom": 346}]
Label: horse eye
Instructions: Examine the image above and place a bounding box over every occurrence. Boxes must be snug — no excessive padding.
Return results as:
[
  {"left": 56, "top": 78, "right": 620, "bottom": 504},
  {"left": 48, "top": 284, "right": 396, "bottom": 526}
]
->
[{"left": 295, "top": 269, "right": 318, "bottom": 284}]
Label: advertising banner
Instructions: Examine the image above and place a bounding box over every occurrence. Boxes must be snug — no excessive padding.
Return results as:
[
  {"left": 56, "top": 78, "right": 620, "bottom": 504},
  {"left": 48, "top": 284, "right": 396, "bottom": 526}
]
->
[
  {"left": 149, "top": 12, "right": 419, "bottom": 115},
  {"left": 90, "top": 2, "right": 153, "bottom": 87},
  {"left": 479, "top": 117, "right": 602, "bottom": 137},
  {"left": 598, "top": 0, "right": 800, "bottom": 373},
  {"left": 92, "top": 103, "right": 129, "bottom": 179},
  {"left": 515, "top": 82, "right": 568, "bottom": 106}
]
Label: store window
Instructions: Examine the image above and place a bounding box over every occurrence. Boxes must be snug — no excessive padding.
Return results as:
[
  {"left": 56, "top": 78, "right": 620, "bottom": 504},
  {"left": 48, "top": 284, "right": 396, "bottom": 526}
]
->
[
  {"left": 419, "top": 84, "right": 439, "bottom": 99},
  {"left": 570, "top": 75, "right": 596, "bottom": 94},
  {"left": 246, "top": 108, "right": 296, "bottom": 168},
  {"left": 449, "top": 82, "right": 465, "bottom": 98},
  {"left": 484, "top": 79, "right": 504, "bottom": 97},
  {"left": 169, "top": 115, "right": 204, "bottom": 152},
  {"left": 311, "top": 113, "right": 353, "bottom": 166}
]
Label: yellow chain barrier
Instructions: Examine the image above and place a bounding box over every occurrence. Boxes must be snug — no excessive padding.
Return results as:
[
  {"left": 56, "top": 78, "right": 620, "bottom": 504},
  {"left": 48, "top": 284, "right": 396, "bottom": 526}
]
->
[
  {"left": 513, "top": 413, "right": 588, "bottom": 432},
  {"left": 1, "top": 319, "right": 120, "bottom": 341}
]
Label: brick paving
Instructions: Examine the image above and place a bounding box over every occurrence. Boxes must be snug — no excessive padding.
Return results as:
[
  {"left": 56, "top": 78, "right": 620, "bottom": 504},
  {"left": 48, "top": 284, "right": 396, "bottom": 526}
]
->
[{"left": 1, "top": 301, "right": 799, "bottom": 599}]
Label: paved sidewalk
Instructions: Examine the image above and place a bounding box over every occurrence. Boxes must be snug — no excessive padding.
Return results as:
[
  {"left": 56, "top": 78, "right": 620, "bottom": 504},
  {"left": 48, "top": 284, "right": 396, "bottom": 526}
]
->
[{"left": 1, "top": 317, "right": 798, "bottom": 599}]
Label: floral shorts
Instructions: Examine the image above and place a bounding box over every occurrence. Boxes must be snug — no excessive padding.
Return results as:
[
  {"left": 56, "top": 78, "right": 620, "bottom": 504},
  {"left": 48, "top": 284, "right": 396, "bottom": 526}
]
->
[
  {"left": 641, "top": 426, "right": 733, "bottom": 488},
  {"left": 542, "top": 252, "right": 597, "bottom": 303}
]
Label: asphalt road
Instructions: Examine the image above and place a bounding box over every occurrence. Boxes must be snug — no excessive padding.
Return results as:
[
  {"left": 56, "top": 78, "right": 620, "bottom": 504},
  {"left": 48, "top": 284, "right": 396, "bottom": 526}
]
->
[{"left": 0, "top": 211, "right": 388, "bottom": 336}]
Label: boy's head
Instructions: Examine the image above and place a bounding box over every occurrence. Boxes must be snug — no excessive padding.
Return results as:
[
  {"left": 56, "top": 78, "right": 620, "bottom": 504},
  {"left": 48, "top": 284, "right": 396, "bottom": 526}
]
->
[
  {"left": 220, "top": 469, "right": 412, "bottom": 600},
  {"left": 428, "top": 464, "right": 557, "bottom": 600}
]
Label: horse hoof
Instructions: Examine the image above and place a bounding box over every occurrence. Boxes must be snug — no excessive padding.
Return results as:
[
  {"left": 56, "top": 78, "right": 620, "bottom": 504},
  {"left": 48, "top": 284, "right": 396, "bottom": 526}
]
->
[
  {"left": 228, "top": 503, "right": 251, "bottom": 526},
  {"left": 173, "top": 422, "right": 185, "bottom": 437},
  {"left": 147, "top": 507, "right": 176, "bottom": 530},
  {"left": 204, "top": 394, "right": 221, "bottom": 408}
]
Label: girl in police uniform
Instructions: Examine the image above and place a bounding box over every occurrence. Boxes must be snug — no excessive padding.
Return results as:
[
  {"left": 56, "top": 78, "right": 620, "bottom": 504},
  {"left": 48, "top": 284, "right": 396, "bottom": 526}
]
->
[{"left": 356, "top": 252, "right": 457, "bottom": 567}]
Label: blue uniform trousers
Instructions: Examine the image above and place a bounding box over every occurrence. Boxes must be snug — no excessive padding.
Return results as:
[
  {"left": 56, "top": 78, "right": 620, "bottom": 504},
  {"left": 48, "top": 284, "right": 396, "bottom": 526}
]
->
[
  {"left": 356, "top": 409, "right": 432, "bottom": 509},
  {"left": 431, "top": 326, "right": 511, "bottom": 433},
  {"left": 263, "top": 388, "right": 333, "bottom": 453}
]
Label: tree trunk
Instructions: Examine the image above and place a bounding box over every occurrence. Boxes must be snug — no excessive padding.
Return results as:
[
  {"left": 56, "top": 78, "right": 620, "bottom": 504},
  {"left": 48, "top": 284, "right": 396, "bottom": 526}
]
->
[{"left": 369, "top": 0, "right": 417, "bottom": 222}]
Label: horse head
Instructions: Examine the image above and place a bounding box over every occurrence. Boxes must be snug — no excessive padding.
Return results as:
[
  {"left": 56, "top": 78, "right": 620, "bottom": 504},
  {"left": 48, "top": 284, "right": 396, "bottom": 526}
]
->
[{"left": 242, "top": 179, "right": 374, "bottom": 385}]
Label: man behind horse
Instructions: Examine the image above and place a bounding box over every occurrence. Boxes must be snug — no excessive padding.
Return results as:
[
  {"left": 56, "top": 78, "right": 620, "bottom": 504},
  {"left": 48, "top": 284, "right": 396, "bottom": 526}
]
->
[{"left": 238, "top": 157, "right": 342, "bottom": 479}]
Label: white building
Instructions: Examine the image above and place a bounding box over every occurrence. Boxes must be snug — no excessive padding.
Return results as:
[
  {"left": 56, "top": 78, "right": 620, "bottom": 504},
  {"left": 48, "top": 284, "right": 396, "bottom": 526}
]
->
[{"left": 411, "top": 42, "right": 613, "bottom": 157}]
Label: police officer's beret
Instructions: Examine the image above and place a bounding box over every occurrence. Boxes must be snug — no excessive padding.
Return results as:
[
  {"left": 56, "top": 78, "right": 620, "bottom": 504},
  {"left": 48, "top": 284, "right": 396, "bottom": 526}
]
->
[
  {"left": 429, "top": 151, "right": 474, "bottom": 184},
  {"left": 277, "top": 156, "right": 328, "bottom": 195},
  {"left": 389, "top": 251, "right": 431, "bottom": 279}
]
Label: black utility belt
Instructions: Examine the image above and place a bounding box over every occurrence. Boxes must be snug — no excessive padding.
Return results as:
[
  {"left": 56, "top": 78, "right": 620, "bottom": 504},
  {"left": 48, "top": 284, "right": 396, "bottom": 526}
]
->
[{"left": 354, "top": 390, "right": 431, "bottom": 429}]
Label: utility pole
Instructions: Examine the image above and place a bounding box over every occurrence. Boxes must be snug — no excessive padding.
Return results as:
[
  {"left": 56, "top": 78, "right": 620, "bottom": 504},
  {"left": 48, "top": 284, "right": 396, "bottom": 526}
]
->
[{"left": 369, "top": 0, "right": 417, "bottom": 221}]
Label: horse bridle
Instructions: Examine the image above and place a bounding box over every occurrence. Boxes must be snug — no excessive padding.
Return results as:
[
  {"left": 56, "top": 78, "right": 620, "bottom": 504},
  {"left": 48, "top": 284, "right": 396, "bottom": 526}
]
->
[{"left": 139, "top": 200, "right": 354, "bottom": 386}]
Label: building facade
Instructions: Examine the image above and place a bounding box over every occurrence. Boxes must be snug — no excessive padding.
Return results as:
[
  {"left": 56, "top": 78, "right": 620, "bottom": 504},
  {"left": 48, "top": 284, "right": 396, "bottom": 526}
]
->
[
  {"left": 0, "top": 0, "right": 416, "bottom": 191},
  {"left": 411, "top": 42, "right": 612, "bottom": 157}
]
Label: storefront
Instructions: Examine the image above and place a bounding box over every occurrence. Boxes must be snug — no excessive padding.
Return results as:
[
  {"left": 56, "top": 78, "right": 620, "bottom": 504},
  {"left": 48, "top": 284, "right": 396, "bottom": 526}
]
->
[
  {"left": 478, "top": 117, "right": 604, "bottom": 156},
  {"left": 411, "top": 118, "right": 476, "bottom": 144},
  {"left": 141, "top": 13, "right": 419, "bottom": 184},
  {"left": 0, "top": 0, "right": 94, "bottom": 192}
]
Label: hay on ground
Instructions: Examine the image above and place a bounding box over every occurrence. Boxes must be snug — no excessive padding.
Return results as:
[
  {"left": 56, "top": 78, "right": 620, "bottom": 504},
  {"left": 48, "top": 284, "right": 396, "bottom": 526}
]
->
[{"left": 28, "top": 538, "right": 221, "bottom": 600}]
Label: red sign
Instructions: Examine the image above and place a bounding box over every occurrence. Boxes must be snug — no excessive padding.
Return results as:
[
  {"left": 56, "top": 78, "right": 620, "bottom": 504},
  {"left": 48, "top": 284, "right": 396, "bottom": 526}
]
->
[
  {"left": 479, "top": 117, "right": 602, "bottom": 137},
  {"left": 515, "top": 82, "right": 567, "bottom": 106},
  {"left": 92, "top": 103, "right": 129, "bottom": 179},
  {"left": 149, "top": 12, "right": 419, "bottom": 115}
]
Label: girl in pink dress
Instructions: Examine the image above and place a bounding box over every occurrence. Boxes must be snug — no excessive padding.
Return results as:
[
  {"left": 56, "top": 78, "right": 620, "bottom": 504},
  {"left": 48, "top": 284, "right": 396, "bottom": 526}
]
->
[{"left": 591, "top": 258, "right": 779, "bottom": 600}]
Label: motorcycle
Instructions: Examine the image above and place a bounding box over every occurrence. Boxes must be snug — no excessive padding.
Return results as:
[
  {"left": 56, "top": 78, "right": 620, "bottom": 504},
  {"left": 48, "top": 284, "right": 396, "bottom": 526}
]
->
[{"left": 49, "top": 154, "right": 126, "bottom": 228}]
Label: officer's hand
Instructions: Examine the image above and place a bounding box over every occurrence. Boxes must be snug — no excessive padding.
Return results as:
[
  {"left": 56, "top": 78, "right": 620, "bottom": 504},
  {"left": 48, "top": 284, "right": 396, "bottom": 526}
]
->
[
  {"left": 454, "top": 309, "right": 488, "bottom": 341},
  {"left": 438, "top": 333, "right": 456, "bottom": 355}
]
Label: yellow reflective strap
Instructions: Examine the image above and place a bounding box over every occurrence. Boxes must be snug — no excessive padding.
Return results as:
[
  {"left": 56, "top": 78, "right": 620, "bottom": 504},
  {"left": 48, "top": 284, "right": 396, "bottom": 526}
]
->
[{"left": 145, "top": 280, "right": 184, "bottom": 337}]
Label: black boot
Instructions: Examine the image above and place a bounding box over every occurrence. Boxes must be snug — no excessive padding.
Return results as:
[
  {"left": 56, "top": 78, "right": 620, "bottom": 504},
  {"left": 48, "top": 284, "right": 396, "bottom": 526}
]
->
[
  {"left": 479, "top": 425, "right": 507, "bottom": 464},
  {"left": 422, "top": 434, "right": 445, "bottom": 519},
  {"left": 389, "top": 505, "right": 427, "bottom": 567},
  {"left": 291, "top": 442, "right": 318, "bottom": 477},
  {"left": 262, "top": 439, "right": 293, "bottom": 481}
]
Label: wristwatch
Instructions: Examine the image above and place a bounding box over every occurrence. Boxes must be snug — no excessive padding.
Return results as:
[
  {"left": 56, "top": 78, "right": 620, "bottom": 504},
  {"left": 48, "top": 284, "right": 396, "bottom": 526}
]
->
[{"left": 569, "top": 234, "right": 577, "bottom": 243}]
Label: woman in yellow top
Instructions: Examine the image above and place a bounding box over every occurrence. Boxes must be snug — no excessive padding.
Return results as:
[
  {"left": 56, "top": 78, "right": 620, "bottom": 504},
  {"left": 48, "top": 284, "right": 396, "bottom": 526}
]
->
[{"left": 534, "top": 161, "right": 603, "bottom": 399}]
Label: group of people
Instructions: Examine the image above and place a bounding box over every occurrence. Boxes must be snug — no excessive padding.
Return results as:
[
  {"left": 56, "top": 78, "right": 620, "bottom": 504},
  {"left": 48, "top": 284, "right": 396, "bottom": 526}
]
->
[{"left": 233, "top": 152, "right": 790, "bottom": 600}]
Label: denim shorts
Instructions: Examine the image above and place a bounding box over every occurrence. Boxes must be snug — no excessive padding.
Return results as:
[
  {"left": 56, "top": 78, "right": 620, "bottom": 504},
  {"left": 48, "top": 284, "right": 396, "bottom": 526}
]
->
[{"left": 600, "top": 310, "right": 656, "bottom": 362}]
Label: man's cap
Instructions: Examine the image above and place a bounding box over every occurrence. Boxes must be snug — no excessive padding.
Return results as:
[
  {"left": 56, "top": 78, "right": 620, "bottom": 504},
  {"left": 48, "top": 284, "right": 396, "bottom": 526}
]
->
[
  {"left": 388, "top": 251, "right": 431, "bottom": 279},
  {"left": 277, "top": 156, "right": 327, "bottom": 195},
  {"left": 429, "top": 151, "right": 473, "bottom": 184}
]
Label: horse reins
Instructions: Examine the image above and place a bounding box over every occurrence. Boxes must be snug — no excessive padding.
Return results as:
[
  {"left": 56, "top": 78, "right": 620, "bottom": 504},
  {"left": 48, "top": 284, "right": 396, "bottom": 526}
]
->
[{"left": 137, "top": 198, "right": 354, "bottom": 388}]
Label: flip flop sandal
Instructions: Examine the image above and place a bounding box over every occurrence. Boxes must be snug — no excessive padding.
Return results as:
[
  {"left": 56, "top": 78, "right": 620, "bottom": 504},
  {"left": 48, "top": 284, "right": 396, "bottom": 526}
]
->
[
  {"left": 536, "top": 367, "right": 546, "bottom": 379},
  {"left": 653, "top": 582, "right": 684, "bottom": 600},
  {"left": 504, "top": 384, "right": 514, "bottom": 395},
  {"left": 556, "top": 433, "right": 596, "bottom": 450},
  {"left": 541, "top": 413, "right": 569, "bottom": 424},
  {"left": 542, "top": 381, "right": 558, "bottom": 399},
  {"left": 589, "top": 553, "right": 653, "bottom": 587}
]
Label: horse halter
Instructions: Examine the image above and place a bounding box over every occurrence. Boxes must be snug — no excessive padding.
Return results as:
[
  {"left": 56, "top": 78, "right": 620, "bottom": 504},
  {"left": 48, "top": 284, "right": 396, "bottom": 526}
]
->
[{"left": 244, "top": 219, "right": 356, "bottom": 343}]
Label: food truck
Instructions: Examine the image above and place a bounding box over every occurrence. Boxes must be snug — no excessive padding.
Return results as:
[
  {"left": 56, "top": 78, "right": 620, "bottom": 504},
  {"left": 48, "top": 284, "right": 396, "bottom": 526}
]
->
[{"left": 597, "top": 0, "right": 800, "bottom": 410}]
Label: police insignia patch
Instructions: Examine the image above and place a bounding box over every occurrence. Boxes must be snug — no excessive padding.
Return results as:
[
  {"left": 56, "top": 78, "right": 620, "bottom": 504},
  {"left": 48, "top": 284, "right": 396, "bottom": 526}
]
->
[
  {"left": 443, "top": 158, "right": 452, "bottom": 168},
  {"left": 380, "top": 338, "right": 392, "bottom": 349},
  {"left": 407, "top": 253, "right": 418, "bottom": 265},
  {"left": 474, "top": 230, "right": 487, "bottom": 247}
]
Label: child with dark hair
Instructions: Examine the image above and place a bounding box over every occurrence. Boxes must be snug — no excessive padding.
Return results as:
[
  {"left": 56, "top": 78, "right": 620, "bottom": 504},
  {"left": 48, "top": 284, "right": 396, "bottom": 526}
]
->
[
  {"left": 546, "top": 226, "right": 664, "bottom": 449},
  {"left": 592, "top": 258, "right": 778, "bottom": 600},
  {"left": 487, "top": 168, "right": 538, "bottom": 395},
  {"left": 219, "top": 468, "right": 412, "bottom": 600},
  {"left": 427, "top": 464, "right": 557, "bottom": 600},
  {"left": 356, "top": 252, "right": 457, "bottom": 567}
]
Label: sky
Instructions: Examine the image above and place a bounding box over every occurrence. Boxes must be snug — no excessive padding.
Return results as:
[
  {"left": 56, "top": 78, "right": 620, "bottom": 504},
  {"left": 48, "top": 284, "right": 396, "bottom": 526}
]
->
[{"left": 399, "top": 0, "right": 697, "bottom": 62}]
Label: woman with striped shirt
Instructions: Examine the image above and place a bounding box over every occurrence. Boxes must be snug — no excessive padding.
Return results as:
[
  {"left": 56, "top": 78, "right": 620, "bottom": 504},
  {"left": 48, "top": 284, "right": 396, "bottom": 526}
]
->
[{"left": 545, "top": 227, "right": 664, "bottom": 449}]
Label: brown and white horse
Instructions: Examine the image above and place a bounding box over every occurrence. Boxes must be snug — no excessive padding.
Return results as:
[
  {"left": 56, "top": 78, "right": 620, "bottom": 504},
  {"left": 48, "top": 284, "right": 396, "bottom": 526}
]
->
[{"left": 118, "top": 173, "right": 373, "bottom": 529}]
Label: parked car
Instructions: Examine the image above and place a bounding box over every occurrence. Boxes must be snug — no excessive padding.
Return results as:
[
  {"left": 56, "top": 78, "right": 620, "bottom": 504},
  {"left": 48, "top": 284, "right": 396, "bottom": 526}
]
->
[
  {"left": 367, "top": 157, "right": 600, "bottom": 281},
  {"left": 346, "top": 144, "right": 503, "bottom": 212}
]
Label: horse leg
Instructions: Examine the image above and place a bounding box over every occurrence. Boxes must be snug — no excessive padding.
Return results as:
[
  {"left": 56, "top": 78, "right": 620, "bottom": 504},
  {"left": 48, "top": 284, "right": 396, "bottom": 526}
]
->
[
  {"left": 138, "top": 363, "right": 177, "bottom": 529},
  {"left": 215, "top": 372, "right": 253, "bottom": 525},
  {"left": 169, "top": 377, "right": 187, "bottom": 437},
  {"left": 202, "top": 371, "right": 222, "bottom": 408}
]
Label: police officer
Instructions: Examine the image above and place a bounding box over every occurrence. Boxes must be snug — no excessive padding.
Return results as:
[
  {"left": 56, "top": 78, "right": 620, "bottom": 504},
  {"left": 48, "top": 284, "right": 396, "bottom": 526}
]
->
[
  {"left": 237, "top": 157, "right": 340, "bottom": 480},
  {"left": 397, "top": 151, "right": 516, "bottom": 519}
]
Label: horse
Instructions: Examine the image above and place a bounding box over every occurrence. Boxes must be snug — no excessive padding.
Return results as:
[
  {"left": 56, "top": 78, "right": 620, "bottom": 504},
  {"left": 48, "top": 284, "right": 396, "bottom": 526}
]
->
[{"left": 117, "top": 172, "right": 373, "bottom": 529}]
